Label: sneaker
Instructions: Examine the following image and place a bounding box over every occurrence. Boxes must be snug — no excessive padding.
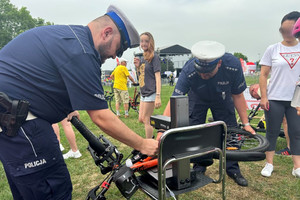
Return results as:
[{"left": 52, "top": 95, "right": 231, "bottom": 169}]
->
[
  {"left": 59, "top": 143, "right": 65, "bottom": 152},
  {"left": 63, "top": 150, "right": 82, "bottom": 159},
  {"left": 275, "top": 147, "right": 291, "bottom": 155},
  {"left": 261, "top": 163, "right": 273, "bottom": 177},
  {"left": 292, "top": 168, "right": 300, "bottom": 178},
  {"left": 125, "top": 114, "right": 129, "bottom": 118}
]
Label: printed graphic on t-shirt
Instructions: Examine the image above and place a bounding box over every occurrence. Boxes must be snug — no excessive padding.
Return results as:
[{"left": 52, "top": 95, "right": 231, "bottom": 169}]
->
[
  {"left": 139, "top": 64, "right": 145, "bottom": 87},
  {"left": 280, "top": 52, "right": 300, "bottom": 69}
]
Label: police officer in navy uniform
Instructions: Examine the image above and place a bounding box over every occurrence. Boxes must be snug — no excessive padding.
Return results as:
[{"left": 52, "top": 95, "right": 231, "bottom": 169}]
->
[
  {"left": 163, "top": 41, "right": 256, "bottom": 187},
  {"left": 0, "top": 5, "right": 158, "bottom": 200}
]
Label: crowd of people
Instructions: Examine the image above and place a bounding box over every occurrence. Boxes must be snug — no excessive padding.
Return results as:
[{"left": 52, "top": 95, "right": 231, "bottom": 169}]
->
[{"left": 0, "top": 4, "right": 300, "bottom": 199}]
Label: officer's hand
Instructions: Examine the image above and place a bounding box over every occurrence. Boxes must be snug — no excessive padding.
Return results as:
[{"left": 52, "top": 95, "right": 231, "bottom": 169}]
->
[
  {"left": 243, "top": 124, "right": 256, "bottom": 135},
  {"left": 138, "top": 139, "right": 158, "bottom": 157}
]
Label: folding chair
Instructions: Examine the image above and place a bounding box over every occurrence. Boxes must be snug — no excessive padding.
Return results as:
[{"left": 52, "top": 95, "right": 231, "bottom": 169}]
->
[{"left": 137, "top": 121, "right": 227, "bottom": 200}]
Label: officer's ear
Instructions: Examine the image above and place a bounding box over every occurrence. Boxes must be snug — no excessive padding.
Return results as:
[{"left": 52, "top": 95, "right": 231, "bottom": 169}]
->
[
  {"left": 217, "top": 59, "right": 222, "bottom": 68},
  {"left": 101, "top": 27, "right": 114, "bottom": 41}
]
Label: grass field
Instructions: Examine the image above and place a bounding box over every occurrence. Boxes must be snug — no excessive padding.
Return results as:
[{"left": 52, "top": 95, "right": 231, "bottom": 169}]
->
[{"left": 1, "top": 75, "right": 300, "bottom": 199}]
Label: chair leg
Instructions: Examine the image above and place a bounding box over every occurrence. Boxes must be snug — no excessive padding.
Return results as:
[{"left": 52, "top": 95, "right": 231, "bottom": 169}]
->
[{"left": 222, "top": 171, "right": 226, "bottom": 200}]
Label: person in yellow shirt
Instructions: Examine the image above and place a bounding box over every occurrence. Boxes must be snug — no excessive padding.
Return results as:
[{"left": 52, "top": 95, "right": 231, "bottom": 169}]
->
[{"left": 110, "top": 58, "right": 136, "bottom": 117}]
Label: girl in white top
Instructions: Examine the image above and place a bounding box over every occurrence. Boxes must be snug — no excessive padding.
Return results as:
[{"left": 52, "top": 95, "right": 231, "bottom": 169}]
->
[{"left": 259, "top": 11, "right": 300, "bottom": 178}]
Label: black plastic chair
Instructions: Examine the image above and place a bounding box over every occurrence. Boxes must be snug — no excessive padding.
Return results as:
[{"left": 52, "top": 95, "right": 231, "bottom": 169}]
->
[{"left": 137, "top": 121, "right": 227, "bottom": 200}]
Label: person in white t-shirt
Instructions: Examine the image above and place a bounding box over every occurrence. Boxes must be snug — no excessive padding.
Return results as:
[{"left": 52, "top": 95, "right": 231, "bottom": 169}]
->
[{"left": 259, "top": 11, "right": 300, "bottom": 178}]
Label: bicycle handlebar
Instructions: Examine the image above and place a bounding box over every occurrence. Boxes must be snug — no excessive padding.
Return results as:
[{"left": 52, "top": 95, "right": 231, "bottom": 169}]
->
[
  {"left": 71, "top": 116, "right": 107, "bottom": 154},
  {"left": 70, "top": 116, "right": 122, "bottom": 174}
]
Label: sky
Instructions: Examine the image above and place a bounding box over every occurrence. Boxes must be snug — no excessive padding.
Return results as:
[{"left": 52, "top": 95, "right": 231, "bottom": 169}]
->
[{"left": 9, "top": 0, "right": 299, "bottom": 70}]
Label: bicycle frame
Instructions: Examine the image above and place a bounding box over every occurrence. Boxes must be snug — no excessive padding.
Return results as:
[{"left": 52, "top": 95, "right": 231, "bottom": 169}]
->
[{"left": 129, "top": 86, "right": 140, "bottom": 111}]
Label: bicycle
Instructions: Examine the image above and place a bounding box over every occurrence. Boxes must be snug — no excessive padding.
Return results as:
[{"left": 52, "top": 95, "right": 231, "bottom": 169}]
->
[
  {"left": 107, "top": 83, "right": 140, "bottom": 115},
  {"left": 70, "top": 116, "right": 269, "bottom": 200}
]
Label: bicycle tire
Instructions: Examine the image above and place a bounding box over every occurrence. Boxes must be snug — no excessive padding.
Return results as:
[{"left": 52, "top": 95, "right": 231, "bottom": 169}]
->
[
  {"left": 108, "top": 94, "right": 116, "bottom": 114},
  {"left": 128, "top": 99, "right": 131, "bottom": 112},
  {"left": 132, "top": 93, "right": 140, "bottom": 113},
  {"left": 223, "top": 151, "right": 266, "bottom": 161},
  {"left": 224, "top": 127, "right": 269, "bottom": 161}
]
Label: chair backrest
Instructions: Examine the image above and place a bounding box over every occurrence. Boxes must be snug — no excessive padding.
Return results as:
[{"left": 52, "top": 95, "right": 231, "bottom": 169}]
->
[
  {"left": 157, "top": 121, "right": 227, "bottom": 200},
  {"left": 159, "top": 121, "right": 226, "bottom": 164}
]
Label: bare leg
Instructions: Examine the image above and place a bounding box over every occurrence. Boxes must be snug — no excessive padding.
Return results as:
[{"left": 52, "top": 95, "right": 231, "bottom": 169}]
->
[
  {"left": 116, "top": 102, "right": 120, "bottom": 116},
  {"left": 139, "top": 101, "right": 155, "bottom": 139},
  {"left": 265, "top": 151, "right": 275, "bottom": 164},
  {"left": 293, "top": 155, "right": 300, "bottom": 169},
  {"left": 52, "top": 123, "right": 60, "bottom": 143},
  {"left": 61, "top": 118, "right": 78, "bottom": 152},
  {"left": 124, "top": 103, "right": 129, "bottom": 117},
  {"left": 138, "top": 101, "right": 145, "bottom": 124}
]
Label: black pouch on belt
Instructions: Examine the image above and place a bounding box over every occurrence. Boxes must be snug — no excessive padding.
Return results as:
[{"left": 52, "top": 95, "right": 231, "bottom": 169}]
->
[{"left": 0, "top": 92, "right": 30, "bottom": 137}]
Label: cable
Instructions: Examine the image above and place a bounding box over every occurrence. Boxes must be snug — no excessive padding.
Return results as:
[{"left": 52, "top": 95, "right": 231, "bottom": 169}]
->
[{"left": 166, "top": 184, "right": 177, "bottom": 200}]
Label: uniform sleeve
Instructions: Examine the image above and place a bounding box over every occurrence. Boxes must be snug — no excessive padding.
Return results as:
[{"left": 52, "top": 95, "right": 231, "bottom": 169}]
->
[
  {"left": 172, "top": 69, "right": 190, "bottom": 96},
  {"left": 152, "top": 54, "right": 161, "bottom": 73},
  {"left": 58, "top": 54, "right": 108, "bottom": 110},
  {"left": 259, "top": 45, "right": 273, "bottom": 67},
  {"left": 231, "top": 60, "right": 247, "bottom": 95}
]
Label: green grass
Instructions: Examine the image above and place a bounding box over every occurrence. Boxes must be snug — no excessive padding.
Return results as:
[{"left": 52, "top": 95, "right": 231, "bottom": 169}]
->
[{"left": 1, "top": 75, "right": 300, "bottom": 199}]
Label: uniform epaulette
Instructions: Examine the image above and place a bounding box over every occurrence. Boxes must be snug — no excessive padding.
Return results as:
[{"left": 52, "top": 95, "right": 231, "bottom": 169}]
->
[
  {"left": 188, "top": 71, "right": 197, "bottom": 78},
  {"left": 225, "top": 66, "right": 238, "bottom": 72}
]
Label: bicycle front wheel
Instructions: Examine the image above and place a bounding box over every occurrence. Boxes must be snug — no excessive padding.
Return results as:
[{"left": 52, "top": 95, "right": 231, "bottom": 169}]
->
[{"left": 225, "top": 127, "right": 269, "bottom": 161}]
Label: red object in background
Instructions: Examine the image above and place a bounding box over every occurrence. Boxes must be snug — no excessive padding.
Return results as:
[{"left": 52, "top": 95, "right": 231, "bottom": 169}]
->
[{"left": 240, "top": 58, "right": 246, "bottom": 72}]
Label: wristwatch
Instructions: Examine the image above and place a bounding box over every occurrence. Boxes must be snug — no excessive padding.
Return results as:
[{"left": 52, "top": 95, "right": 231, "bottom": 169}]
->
[{"left": 243, "top": 122, "right": 251, "bottom": 127}]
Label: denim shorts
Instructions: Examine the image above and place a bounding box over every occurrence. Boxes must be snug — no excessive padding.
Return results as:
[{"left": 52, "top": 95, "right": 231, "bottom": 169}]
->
[{"left": 140, "top": 93, "right": 156, "bottom": 102}]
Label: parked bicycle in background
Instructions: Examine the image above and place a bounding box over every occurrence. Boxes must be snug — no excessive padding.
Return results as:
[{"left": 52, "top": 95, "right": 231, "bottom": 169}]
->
[{"left": 107, "top": 83, "right": 140, "bottom": 115}]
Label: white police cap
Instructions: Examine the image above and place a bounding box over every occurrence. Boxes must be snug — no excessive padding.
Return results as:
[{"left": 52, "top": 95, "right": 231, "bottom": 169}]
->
[
  {"left": 191, "top": 41, "right": 225, "bottom": 61},
  {"left": 106, "top": 5, "right": 140, "bottom": 56}
]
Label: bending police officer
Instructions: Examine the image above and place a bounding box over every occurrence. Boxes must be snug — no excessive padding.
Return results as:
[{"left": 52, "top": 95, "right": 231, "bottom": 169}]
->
[{"left": 163, "top": 41, "right": 255, "bottom": 187}]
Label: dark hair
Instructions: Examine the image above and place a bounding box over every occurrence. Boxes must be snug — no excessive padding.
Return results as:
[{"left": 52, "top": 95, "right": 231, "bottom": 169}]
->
[{"left": 281, "top": 11, "right": 300, "bottom": 24}]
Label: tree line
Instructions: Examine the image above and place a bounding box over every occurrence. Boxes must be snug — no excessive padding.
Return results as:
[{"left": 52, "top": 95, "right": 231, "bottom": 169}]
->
[{"left": 0, "top": 0, "right": 53, "bottom": 49}]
